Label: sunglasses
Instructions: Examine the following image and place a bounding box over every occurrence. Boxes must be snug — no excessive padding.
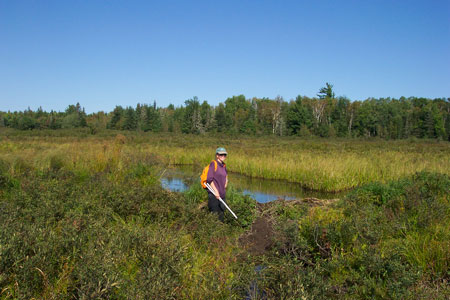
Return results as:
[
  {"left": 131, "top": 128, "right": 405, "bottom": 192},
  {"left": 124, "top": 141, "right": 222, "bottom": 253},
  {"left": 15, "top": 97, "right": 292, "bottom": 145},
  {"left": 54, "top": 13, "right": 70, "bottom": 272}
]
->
[{"left": 217, "top": 153, "right": 227, "bottom": 157}]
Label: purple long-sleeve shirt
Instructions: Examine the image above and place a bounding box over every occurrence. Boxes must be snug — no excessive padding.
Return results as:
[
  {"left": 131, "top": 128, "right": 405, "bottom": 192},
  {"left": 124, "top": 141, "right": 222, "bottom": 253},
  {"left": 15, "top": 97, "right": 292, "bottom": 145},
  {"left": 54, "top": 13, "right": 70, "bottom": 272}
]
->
[{"left": 206, "top": 160, "right": 227, "bottom": 198}]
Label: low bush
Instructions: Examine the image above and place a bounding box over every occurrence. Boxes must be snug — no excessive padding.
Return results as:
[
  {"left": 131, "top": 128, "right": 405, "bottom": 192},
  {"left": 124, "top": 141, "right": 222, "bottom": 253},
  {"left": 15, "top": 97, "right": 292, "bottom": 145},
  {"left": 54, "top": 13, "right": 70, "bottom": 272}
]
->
[
  {"left": 263, "top": 172, "right": 450, "bottom": 299},
  {"left": 224, "top": 186, "right": 257, "bottom": 228},
  {"left": 0, "top": 152, "right": 256, "bottom": 299}
]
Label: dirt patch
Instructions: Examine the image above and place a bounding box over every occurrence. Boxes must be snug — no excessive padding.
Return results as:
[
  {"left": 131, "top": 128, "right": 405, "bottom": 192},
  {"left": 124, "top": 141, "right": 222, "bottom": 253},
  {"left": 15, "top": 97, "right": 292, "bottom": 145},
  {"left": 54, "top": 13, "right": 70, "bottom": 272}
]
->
[
  {"left": 239, "top": 214, "right": 274, "bottom": 255},
  {"left": 239, "top": 198, "right": 340, "bottom": 255}
]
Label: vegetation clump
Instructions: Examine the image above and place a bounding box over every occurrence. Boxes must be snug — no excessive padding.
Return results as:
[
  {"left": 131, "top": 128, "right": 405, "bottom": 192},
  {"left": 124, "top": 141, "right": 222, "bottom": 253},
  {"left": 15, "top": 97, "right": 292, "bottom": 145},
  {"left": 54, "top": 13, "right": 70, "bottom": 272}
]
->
[{"left": 254, "top": 171, "right": 450, "bottom": 299}]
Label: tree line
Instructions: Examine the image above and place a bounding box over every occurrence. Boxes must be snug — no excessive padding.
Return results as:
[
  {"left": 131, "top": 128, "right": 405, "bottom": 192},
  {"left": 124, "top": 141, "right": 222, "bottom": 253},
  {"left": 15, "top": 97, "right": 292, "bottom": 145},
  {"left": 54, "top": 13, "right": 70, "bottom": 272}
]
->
[{"left": 1, "top": 84, "right": 449, "bottom": 140}]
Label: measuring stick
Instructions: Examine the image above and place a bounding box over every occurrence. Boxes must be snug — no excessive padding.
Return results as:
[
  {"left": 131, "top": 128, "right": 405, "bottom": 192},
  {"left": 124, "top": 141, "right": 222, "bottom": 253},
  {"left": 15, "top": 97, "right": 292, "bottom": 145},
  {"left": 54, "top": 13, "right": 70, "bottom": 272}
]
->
[{"left": 205, "top": 183, "right": 238, "bottom": 219}]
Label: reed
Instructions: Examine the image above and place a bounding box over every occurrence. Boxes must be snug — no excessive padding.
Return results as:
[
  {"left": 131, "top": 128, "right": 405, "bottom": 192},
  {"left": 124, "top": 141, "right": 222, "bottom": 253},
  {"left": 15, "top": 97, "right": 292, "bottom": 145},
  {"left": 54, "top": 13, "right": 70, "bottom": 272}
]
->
[
  {"left": 135, "top": 135, "right": 450, "bottom": 192},
  {"left": 1, "top": 132, "right": 448, "bottom": 192}
]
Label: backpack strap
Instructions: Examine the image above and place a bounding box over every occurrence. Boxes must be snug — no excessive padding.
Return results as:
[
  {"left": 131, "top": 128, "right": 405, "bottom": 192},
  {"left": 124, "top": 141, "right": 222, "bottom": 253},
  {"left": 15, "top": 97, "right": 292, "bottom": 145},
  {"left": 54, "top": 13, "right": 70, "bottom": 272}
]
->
[{"left": 213, "top": 160, "right": 225, "bottom": 171}]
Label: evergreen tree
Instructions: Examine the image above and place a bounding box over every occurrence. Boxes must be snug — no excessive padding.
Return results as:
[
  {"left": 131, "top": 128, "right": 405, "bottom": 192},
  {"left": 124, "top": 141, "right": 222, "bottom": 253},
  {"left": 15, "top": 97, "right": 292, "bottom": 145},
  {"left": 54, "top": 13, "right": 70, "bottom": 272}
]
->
[
  {"left": 122, "top": 106, "right": 137, "bottom": 130},
  {"left": 108, "top": 106, "right": 124, "bottom": 130},
  {"left": 215, "top": 103, "right": 226, "bottom": 132},
  {"left": 331, "top": 97, "right": 350, "bottom": 137},
  {"left": 317, "top": 82, "right": 335, "bottom": 99},
  {"left": 182, "top": 97, "right": 202, "bottom": 134},
  {"left": 200, "top": 101, "right": 213, "bottom": 131},
  {"left": 147, "top": 105, "right": 162, "bottom": 132},
  {"left": 224, "top": 95, "right": 252, "bottom": 133},
  {"left": 286, "top": 96, "right": 314, "bottom": 135}
]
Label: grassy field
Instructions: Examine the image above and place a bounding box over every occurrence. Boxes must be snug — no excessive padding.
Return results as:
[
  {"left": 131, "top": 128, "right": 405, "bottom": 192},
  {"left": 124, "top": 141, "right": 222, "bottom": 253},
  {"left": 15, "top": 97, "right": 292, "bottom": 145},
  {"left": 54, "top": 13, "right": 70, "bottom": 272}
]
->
[
  {"left": 0, "top": 129, "right": 449, "bottom": 299},
  {"left": 1, "top": 129, "right": 449, "bottom": 192},
  {"left": 150, "top": 135, "right": 449, "bottom": 192}
]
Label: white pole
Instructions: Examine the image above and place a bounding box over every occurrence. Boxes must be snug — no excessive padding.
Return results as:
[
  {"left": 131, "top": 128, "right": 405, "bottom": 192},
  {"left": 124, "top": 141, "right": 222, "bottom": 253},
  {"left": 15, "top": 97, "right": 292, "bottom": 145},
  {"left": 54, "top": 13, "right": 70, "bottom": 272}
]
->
[{"left": 205, "top": 183, "right": 238, "bottom": 219}]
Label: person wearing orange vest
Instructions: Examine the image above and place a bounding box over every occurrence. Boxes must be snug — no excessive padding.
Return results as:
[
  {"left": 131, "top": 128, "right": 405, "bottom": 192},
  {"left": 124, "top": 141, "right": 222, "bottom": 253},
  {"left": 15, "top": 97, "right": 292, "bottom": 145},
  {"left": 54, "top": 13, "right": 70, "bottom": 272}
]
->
[{"left": 206, "top": 147, "right": 228, "bottom": 222}]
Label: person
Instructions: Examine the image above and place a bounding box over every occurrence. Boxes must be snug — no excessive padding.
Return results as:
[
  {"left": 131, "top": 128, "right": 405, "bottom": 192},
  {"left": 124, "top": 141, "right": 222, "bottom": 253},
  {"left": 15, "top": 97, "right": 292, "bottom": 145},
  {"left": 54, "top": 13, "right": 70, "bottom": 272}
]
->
[{"left": 206, "top": 147, "right": 228, "bottom": 222}]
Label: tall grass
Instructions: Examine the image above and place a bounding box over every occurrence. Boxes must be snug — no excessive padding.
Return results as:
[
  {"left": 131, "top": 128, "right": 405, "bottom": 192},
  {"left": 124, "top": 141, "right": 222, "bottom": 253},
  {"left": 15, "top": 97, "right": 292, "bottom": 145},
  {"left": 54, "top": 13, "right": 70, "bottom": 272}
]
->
[
  {"left": 3, "top": 131, "right": 448, "bottom": 191},
  {"left": 121, "top": 134, "right": 449, "bottom": 192}
]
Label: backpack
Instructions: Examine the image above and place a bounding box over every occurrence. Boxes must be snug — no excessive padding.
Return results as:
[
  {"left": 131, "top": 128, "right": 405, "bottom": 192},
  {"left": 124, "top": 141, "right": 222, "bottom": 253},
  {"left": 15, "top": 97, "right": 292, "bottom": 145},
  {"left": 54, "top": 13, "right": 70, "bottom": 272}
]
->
[{"left": 200, "top": 160, "right": 225, "bottom": 189}]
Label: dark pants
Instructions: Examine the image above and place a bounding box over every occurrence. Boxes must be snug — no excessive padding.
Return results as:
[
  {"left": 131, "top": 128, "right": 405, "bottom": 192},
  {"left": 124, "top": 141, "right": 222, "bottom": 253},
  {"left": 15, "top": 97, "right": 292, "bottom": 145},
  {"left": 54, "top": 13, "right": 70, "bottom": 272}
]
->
[{"left": 208, "top": 192, "right": 226, "bottom": 222}]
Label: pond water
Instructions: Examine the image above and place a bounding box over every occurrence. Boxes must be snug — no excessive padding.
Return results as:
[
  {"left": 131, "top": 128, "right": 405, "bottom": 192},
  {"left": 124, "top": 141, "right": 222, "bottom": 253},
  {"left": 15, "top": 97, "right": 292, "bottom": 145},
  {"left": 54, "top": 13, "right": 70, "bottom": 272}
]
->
[{"left": 160, "top": 165, "right": 345, "bottom": 203}]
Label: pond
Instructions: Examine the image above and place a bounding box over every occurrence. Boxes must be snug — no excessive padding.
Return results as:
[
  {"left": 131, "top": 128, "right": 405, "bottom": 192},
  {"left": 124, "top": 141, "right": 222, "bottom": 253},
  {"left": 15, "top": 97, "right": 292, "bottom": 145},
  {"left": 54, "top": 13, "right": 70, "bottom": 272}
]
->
[{"left": 160, "top": 164, "right": 345, "bottom": 203}]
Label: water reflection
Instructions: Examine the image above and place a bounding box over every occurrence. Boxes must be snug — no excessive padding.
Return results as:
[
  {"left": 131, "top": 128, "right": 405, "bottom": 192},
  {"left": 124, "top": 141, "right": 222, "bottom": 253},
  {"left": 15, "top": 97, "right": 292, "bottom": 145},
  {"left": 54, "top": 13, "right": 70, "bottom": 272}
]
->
[
  {"left": 160, "top": 177, "right": 188, "bottom": 192},
  {"left": 160, "top": 164, "right": 344, "bottom": 203}
]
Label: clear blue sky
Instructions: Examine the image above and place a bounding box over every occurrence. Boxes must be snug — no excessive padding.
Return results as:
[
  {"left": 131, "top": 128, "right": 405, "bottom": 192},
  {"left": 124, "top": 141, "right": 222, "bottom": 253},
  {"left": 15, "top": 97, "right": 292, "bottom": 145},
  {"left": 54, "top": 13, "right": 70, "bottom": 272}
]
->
[{"left": 1, "top": 0, "right": 449, "bottom": 113}]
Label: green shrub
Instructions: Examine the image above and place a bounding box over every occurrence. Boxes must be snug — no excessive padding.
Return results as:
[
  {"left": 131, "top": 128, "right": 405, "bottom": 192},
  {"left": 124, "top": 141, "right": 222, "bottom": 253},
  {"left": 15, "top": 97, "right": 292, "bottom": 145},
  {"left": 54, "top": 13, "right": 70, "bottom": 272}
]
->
[
  {"left": 224, "top": 186, "right": 257, "bottom": 228},
  {"left": 264, "top": 172, "right": 450, "bottom": 299},
  {"left": 183, "top": 182, "right": 208, "bottom": 206}
]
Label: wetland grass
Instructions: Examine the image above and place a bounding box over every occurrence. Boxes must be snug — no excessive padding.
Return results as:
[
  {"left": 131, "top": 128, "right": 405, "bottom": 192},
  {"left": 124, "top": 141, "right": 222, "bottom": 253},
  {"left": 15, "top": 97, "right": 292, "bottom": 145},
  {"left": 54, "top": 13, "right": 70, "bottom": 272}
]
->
[
  {"left": 2, "top": 130, "right": 448, "bottom": 193},
  {"left": 128, "top": 134, "right": 449, "bottom": 192}
]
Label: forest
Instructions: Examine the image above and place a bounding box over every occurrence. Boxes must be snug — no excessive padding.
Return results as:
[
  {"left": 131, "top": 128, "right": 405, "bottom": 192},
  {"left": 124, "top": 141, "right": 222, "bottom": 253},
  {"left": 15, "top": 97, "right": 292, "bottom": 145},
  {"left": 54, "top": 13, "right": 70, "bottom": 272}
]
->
[{"left": 1, "top": 84, "right": 449, "bottom": 140}]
